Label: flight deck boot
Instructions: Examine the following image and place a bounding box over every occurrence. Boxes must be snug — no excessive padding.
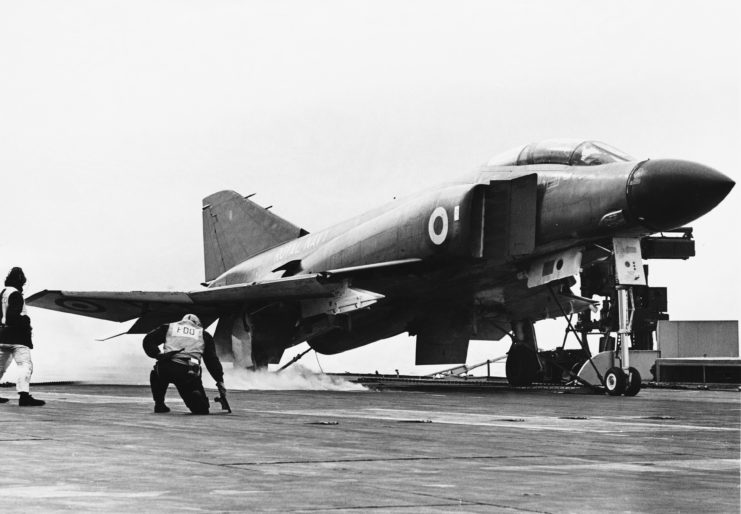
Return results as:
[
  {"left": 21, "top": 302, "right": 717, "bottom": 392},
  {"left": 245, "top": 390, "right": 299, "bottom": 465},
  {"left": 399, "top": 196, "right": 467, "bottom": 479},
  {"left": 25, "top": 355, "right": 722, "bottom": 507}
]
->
[
  {"left": 150, "top": 369, "right": 170, "bottom": 413},
  {"left": 154, "top": 403, "right": 170, "bottom": 413},
  {"left": 18, "top": 392, "right": 45, "bottom": 406}
]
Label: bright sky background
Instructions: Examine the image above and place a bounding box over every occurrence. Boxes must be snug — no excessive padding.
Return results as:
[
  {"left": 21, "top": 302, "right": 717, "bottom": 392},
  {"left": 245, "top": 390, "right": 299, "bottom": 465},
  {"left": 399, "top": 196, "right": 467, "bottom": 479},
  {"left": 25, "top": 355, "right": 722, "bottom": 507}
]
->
[{"left": 0, "top": 0, "right": 738, "bottom": 384}]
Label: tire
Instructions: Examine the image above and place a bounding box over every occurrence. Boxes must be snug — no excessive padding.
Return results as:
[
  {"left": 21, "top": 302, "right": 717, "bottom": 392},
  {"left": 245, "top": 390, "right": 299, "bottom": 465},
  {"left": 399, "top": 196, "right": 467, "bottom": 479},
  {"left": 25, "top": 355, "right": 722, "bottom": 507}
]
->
[
  {"left": 624, "top": 367, "right": 642, "bottom": 397},
  {"left": 604, "top": 367, "right": 626, "bottom": 396},
  {"left": 506, "top": 344, "right": 538, "bottom": 387},
  {"left": 571, "top": 361, "right": 585, "bottom": 377}
]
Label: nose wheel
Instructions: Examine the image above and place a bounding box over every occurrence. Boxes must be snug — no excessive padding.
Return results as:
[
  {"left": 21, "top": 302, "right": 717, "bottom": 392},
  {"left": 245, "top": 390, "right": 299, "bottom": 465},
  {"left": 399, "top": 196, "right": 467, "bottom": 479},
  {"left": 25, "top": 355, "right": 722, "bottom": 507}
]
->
[
  {"left": 604, "top": 366, "right": 641, "bottom": 396},
  {"left": 604, "top": 367, "right": 626, "bottom": 396},
  {"left": 624, "top": 367, "right": 642, "bottom": 396}
]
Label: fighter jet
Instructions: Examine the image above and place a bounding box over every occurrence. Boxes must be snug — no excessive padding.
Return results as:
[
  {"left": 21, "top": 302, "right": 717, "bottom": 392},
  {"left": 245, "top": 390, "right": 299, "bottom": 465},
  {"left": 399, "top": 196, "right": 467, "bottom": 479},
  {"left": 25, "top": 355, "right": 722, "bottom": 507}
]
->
[{"left": 28, "top": 139, "right": 734, "bottom": 390}]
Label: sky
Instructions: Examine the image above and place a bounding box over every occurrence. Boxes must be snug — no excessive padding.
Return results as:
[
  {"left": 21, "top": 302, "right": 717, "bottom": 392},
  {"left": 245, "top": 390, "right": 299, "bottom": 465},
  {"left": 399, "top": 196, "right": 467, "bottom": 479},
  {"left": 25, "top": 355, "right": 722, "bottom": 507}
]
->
[{"left": 0, "top": 0, "right": 738, "bottom": 384}]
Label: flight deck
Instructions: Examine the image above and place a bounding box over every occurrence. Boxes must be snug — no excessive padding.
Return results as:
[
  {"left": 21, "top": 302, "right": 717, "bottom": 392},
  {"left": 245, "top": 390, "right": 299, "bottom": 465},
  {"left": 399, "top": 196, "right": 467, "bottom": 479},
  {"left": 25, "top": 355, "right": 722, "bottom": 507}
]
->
[{"left": 0, "top": 383, "right": 738, "bottom": 513}]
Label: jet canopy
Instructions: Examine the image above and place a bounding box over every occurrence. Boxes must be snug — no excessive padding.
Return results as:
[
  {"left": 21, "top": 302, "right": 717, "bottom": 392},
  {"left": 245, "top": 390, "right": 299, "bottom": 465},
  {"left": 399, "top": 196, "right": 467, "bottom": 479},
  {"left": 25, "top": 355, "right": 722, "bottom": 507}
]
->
[{"left": 486, "top": 139, "right": 635, "bottom": 167}]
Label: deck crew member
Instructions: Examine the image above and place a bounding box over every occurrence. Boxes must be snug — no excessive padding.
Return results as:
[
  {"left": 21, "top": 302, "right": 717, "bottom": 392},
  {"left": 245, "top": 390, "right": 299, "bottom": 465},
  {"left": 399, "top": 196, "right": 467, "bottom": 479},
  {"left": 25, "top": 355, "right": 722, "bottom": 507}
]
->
[
  {"left": 0, "top": 267, "right": 45, "bottom": 406},
  {"left": 143, "top": 314, "right": 226, "bottom": 414}
]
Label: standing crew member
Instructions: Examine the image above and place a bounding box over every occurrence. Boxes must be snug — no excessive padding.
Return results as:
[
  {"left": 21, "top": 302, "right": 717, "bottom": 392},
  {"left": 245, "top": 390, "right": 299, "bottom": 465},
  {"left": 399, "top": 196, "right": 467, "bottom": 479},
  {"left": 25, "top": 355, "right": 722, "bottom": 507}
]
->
[
  {"left": 143, "top": 314, "right": 226, "bottom": 414},
  {"left": 0, "top": 267, "right": 45, "bottom": 406}
]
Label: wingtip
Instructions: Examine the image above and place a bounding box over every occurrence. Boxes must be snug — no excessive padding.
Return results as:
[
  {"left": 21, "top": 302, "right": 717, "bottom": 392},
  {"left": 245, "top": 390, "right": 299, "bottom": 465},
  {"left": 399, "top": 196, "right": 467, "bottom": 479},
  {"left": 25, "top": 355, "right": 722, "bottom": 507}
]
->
[
  {"left": 25, "top": 289, "right": 53, "bottom": 302},
  {"left": 202, "top": 190, "right": 243, "bottom": 206}
]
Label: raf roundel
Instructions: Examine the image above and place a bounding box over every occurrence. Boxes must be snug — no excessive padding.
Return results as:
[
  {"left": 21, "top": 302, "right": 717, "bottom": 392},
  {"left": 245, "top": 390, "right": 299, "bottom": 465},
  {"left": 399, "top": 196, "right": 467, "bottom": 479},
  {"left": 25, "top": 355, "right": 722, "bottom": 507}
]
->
[
  {"left": 428, "top": 206, "right": 449, "bottom": 245},
  {"left": 54, "top": 298, "right": 106, "bottom": 314}
]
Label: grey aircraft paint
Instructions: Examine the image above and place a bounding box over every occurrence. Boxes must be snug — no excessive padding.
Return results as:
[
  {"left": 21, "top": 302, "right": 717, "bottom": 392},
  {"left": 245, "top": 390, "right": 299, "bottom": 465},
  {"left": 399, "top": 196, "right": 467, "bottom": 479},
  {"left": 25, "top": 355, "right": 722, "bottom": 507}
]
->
[{"left": 27, "top": 140, "right": 734, "bottom": 373}]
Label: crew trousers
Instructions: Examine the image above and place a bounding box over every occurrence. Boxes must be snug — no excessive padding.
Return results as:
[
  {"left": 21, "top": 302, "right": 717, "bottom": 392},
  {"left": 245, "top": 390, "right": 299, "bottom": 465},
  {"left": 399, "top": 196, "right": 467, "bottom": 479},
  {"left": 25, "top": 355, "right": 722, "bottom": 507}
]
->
[
  {"left": 0, "top": 344, "right": 33, "bottom": 393},
  {"left": 150, "top": 360, "right": 210, "bottom": 414}
]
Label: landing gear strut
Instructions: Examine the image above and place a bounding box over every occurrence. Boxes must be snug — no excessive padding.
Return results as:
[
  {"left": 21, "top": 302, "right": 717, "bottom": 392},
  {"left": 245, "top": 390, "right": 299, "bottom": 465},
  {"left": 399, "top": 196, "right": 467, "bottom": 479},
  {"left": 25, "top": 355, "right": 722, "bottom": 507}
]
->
[{"left": 612, "top": 284, "right": 642, "bottom": 396}]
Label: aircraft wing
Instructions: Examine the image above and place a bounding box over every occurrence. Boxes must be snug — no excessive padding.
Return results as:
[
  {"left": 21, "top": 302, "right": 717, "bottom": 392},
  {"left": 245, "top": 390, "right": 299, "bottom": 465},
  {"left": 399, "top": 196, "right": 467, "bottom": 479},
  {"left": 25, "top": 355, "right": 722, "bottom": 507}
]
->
[
  {"left": 25, "top": 290, "right": 196, "bottom": 322},
  {"left": 26, "top": 274, "right": 340, "bottom": 324},
  {"left": 26, "top": 258, "right": 426, "bottom": 336}
]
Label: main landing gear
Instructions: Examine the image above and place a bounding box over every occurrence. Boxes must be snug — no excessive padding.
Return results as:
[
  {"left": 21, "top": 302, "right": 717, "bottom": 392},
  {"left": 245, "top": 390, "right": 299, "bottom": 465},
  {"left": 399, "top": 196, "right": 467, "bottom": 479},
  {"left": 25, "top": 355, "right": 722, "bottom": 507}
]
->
[{"left": 505, "top": 320, "right": 541, "bottom": 387}]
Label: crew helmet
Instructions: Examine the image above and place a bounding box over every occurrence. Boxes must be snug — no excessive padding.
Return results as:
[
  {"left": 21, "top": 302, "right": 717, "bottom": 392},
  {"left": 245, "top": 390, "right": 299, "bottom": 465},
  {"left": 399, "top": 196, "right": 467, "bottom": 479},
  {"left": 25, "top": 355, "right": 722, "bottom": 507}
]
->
[
  {"left": 5, "top": 267, "right": 26, "bottom": 289},
  {"left": 181, "top": 314, "right": 202, "bottom": 327}
]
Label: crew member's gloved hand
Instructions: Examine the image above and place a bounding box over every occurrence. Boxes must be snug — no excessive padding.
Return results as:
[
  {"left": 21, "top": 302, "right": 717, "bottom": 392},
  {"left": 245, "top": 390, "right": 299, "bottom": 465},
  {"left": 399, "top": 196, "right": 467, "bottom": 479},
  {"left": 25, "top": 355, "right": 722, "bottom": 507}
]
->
[
  {"left": 156, "top": 349, "right": 182, "bottom": 361},
  {"left": 216, "top": 381, "right": 227, "bottom": 397}
]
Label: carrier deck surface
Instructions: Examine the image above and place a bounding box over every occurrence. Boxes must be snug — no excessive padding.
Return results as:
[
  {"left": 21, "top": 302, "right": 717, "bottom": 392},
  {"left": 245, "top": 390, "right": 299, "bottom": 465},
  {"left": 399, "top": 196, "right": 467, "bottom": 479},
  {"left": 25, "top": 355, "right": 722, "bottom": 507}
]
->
[{"left": 0, "top": 384, "right": 738, "bottom": 513}]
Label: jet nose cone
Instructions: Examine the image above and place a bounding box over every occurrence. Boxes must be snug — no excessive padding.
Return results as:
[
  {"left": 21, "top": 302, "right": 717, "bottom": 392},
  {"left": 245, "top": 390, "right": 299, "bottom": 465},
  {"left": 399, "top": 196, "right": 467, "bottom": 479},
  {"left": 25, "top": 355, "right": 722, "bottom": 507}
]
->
[{"left": 627, "top": 159, "right": 735, "bottom": 230}]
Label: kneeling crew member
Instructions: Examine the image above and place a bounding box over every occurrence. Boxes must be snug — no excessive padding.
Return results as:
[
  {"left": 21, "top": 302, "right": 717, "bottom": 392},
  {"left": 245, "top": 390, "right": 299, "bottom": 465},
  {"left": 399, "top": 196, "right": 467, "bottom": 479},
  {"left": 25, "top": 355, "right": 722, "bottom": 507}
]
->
[{"left": 143, "top": 314, "right": 225, "bottom": 414}]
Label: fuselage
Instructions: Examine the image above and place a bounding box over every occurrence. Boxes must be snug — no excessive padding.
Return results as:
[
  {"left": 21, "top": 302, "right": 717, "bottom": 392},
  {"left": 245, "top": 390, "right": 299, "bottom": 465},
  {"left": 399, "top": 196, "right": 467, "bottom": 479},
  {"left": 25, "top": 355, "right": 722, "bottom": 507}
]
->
[
  {"left": 208, "top": 142, "right": 734, "bottom": 356},
  {"left": 212, "top": 161, "right": 639, "bottom": 287}
]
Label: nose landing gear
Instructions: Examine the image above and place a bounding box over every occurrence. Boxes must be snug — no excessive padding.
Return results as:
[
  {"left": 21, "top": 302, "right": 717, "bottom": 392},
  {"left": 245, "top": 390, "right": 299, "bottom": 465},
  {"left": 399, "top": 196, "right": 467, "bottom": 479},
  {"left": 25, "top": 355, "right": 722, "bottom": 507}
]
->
[
  {"left": 603, "top": 365, "right": 642, "bottom": 397},
  {"left": 604, "top": 366, "right": 626, "bottom": 396},
  {"left": 575, "top": 238, "right": 647, "bottom": 396},
  {"left": 624, "top": 367, "right": 642, "bottom": 397}
]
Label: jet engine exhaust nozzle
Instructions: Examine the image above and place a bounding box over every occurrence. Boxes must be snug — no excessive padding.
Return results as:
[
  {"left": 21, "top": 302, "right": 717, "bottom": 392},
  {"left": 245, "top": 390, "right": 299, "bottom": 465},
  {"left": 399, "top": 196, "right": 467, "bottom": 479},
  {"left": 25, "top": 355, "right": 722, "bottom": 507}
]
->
[{"left": 626, "top": 159, "right": 735, "bottom": 231}]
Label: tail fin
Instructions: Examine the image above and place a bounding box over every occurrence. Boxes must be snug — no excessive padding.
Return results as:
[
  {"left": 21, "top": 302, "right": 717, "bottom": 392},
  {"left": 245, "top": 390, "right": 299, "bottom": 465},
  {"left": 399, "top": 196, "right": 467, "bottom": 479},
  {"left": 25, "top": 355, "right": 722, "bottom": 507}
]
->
[{"left": 202, "top": 190, "right": 308, "bottom": 282}]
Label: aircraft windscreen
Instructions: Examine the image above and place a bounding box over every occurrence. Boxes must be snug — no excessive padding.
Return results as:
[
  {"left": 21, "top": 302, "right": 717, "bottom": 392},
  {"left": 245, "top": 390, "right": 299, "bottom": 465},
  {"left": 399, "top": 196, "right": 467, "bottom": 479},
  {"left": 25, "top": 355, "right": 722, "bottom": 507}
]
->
[
  {"left": 485, "top": 140, "right": 635, "bottom": 167},
  {"left": 529, "top": 140, "right": 576, "bottom": 165},
  {"left": 571, "top": 141, "right": 634, "bottom": 166}
]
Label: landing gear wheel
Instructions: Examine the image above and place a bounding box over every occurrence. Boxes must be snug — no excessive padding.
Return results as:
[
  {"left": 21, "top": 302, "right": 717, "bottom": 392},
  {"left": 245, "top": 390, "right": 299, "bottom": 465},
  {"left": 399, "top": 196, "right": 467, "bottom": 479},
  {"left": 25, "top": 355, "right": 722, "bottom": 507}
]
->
[
  {"left": 571, "top": 361, "right": 585, "bottom": 377},
  {"left": 506, "top": 344, "right": 538, "bottom": 387},
  {"left": 624, "top": 367, "right": 642, "bottom": 397},
  {"left": 604, "top": 367, "right": 626, "bottom": 396}
]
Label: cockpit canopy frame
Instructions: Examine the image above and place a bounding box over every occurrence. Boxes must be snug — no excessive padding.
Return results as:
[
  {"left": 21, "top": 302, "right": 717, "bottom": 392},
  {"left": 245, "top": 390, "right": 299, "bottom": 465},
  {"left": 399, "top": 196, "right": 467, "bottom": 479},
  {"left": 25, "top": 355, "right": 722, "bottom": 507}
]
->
[{"left": 486, "top": 139, "right": 635, "bottom": 167}]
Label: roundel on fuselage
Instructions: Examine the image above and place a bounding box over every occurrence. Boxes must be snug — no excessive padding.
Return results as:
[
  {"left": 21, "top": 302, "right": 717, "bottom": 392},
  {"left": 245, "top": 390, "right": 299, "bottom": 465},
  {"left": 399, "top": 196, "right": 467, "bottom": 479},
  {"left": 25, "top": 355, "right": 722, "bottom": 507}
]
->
[{"left": 428, "top": 206, "right": 448, "bottom": 245}]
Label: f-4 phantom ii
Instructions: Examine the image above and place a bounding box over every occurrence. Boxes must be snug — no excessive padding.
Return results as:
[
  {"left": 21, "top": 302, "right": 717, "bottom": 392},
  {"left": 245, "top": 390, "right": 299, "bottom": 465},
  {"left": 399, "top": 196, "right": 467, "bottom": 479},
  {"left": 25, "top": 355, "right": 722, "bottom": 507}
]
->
[{"left": 28, "top": 139, "right": 734, "bottom": 394}]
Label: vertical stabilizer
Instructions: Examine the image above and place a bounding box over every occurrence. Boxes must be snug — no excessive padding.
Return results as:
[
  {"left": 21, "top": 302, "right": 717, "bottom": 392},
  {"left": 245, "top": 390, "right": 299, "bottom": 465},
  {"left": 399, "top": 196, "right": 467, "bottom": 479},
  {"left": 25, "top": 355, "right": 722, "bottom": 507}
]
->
[{"left": 202, "top": 191, "right": 308, "bottom": 282}]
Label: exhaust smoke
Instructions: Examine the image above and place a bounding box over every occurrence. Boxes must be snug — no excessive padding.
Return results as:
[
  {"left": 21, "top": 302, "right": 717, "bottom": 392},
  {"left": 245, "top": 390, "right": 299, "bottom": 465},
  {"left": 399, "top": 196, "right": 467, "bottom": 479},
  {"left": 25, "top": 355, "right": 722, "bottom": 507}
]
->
[{"left": 212, "top": 364, "right": 367, "bottom": 392}]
